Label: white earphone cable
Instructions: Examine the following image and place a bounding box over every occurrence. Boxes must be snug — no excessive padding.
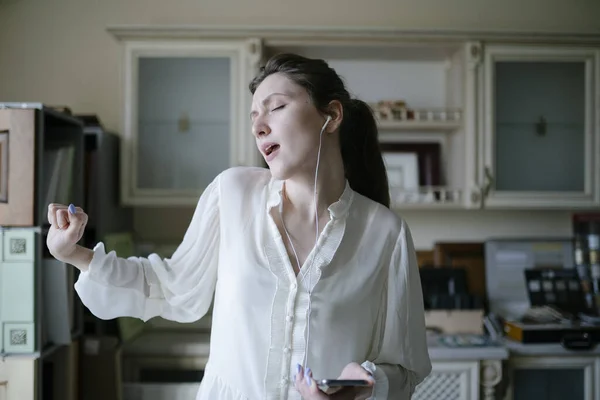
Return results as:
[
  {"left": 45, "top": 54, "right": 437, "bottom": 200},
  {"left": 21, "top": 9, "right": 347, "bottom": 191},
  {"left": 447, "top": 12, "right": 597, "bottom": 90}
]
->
[
  {"left": 304, "top": 116, "right": 326, "bottom": 369},
  {"left": 280, "top": 116, "right": 329, "bottom": 370},
  {"left": 281, "top": 115, "right": 374, "bottom": 392}
]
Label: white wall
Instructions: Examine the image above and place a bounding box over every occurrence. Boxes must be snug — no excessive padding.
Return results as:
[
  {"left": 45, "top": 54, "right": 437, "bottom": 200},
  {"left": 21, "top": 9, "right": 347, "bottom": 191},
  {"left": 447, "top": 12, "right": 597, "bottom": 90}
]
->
[{"left": 0, "top": 0, "right": 597, "bottom": 249}]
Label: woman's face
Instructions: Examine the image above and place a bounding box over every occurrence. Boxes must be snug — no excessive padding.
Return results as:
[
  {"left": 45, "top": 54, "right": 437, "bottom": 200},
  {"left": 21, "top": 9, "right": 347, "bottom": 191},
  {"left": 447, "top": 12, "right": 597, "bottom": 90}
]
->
[{"left": 251, "top": 73, "right": 329, "bottom": 180}]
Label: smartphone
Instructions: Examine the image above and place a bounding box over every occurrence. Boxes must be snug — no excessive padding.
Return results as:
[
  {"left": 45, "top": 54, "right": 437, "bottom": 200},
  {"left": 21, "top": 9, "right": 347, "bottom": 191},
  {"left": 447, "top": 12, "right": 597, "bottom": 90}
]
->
[{"left": 316, "top": 379, "right": 370, "bottom": 393}]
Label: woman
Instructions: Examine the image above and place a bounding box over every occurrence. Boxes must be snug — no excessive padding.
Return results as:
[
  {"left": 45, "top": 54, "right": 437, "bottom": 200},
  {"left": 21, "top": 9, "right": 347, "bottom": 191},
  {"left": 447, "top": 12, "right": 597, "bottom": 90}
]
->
[{"left": 47, "top": 53, "right": 431, "bottom": 400}]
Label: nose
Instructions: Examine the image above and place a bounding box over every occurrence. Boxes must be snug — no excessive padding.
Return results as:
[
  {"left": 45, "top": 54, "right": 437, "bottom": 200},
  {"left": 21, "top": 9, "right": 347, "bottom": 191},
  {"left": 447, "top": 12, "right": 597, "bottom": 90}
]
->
[{"left": 252, "top": 116, "right": 271, "bottom": 138}]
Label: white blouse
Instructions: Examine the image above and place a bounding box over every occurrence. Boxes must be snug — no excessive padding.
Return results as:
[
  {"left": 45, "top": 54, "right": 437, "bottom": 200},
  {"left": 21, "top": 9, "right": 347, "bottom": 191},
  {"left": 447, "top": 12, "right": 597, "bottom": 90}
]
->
[{"left": 74, "top": 166, "right": 431, "bottom": 400}]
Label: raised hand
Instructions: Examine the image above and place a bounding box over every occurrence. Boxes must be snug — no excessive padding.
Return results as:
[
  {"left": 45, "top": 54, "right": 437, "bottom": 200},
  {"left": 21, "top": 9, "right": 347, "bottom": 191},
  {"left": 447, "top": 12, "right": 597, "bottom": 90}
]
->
[{"left": 46, "top": 203, "right": 88, "bottom": 262}]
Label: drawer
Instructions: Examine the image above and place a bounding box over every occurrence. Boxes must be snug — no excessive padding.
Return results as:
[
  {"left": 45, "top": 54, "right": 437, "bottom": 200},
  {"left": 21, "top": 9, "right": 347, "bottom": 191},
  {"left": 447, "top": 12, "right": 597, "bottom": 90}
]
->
[
  {"left": 2, "top": 229, "right": 35, "bottom": 262},
  {"left": 0, "top": 109, "right": 36, "bottom": 227},
  {"left": 0, "top": 355, "right": 37, "bottom": 399},
  {"left": 1, "top": 262, "right": 35, "bottom": 322},
  {"left": 2, "top": 322, "right": 35, "bottom": 353},
  {"left": 123, "top": 383, "right": 200, "bottom": 400}
]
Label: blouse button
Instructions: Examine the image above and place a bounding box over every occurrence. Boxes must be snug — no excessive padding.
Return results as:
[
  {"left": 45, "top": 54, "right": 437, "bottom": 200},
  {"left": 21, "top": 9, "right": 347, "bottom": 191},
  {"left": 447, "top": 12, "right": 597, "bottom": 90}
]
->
[
  {"left": 283, "top": 347, "right": 291, "bottom": 353},
  {"left": 286, "top": 315, "right": 293, "bottom": 322},
  {"left": 281, "top": 377, "right": 288, "bottom": 385}
]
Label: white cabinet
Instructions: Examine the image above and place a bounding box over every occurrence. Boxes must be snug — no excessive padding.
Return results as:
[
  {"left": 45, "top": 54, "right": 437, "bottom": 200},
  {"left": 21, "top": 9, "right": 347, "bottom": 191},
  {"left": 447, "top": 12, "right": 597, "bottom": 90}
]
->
[
  {"left": 421, "top": 343, "right": 507, "bottom": 400},
  {"left": 109, "top": 27, "right": 600, "bottom": 210},
  {"left": 0, "top": 356, "right": 36, "bottom": 400},
  {"left": 414, "top": 361, "right": 479, "bottom": 400},
  {"left": 118, "top": 38, "right": 264, "bottom": 206},
  {"left": 478, "top": 45, "right": 600, "bottom": 209}
]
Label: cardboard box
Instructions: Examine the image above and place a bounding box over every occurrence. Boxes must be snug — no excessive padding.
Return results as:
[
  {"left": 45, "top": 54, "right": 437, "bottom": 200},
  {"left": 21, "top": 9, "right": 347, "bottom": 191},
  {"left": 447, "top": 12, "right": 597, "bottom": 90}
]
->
[{"left": 425, "top": 310, "right": 484, "bottom": 334}]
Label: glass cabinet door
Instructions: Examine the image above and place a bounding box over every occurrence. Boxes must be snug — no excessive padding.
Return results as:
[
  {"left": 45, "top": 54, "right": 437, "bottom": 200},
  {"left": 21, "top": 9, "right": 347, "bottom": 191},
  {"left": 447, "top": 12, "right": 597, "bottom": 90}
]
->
[
  {"left": 513, "top": 368, "right": 585, "bottom": 399},
  {"left": 508, "top": 356, "right": 597, "bottom": 400},
  {"left": 136, "top": 56, "right": 231, "bottom": 194},
  {"left": 121, "top": 40, "right": 263, "bottom": 206},
  {"left": 480, "top": 45, "right": 599, "bottom": 208}
]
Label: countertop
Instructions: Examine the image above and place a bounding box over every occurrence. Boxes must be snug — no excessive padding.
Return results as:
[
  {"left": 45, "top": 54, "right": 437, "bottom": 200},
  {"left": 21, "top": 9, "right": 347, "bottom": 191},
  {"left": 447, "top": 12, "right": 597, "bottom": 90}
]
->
[
  {"left": 122, "top": 331, "right": 510, "bottom": 361},
  {"left": 428, "top": 345, "right": 508, "bottom": 361},
  {"left": 121, "top": 331, "right": 600, "bottom": 361},
  {"left": 502, "top": 338, "right": 600, "bottom": 356},
  {"left": 426, "top": 334, "right": 509, "bottom": 361}
]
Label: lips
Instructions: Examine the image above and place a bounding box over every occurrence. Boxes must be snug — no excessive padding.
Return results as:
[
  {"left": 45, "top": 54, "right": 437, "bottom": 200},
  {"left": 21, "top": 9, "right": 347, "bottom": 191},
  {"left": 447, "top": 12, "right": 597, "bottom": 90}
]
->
[{"left": 261, "top": 142, "right": 280, "bottom": 160}]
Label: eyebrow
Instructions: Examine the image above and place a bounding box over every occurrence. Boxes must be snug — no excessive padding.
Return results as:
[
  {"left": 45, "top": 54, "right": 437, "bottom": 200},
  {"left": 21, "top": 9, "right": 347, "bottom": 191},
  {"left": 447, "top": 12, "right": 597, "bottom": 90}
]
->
[{"left": 250, "top": 92, "right": 291, "bottom": 119}]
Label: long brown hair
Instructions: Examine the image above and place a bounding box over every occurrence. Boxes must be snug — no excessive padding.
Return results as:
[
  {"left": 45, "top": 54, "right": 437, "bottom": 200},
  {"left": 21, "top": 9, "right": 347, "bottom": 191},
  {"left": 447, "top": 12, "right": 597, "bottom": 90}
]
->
[{"left": 249, "top": 53, "right": 390, "bottom": 208}]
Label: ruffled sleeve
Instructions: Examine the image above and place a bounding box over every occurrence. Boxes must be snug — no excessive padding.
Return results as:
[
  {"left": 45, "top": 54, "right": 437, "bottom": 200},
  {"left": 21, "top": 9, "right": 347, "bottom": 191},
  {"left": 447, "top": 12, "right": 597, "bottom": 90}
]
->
[
  {"left": 74, "top": 175, "right": 221, "bottom": 323},
  {"left": 364, "top": 219, "right": 432, "bottom": 399}
]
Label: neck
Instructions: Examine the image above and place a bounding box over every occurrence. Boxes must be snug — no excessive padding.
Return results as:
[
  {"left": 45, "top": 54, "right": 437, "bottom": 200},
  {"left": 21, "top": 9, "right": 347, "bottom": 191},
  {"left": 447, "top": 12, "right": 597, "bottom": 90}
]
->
[{"left": 282, "top": 148, "right": 346, "bottom": 222}]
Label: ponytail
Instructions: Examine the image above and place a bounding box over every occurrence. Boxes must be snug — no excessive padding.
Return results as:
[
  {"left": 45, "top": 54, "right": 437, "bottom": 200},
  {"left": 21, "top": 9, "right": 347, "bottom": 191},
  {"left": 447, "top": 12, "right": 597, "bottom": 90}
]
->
[{"left": 340, "top": 99, "right": 390, "bottom": 208}]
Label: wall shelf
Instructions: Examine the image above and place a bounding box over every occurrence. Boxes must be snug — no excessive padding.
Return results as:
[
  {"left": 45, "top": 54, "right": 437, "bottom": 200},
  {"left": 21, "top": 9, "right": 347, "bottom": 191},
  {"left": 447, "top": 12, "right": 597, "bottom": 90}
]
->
[
  {"left": 374, "top": 107, "right": 463, "bottom": 132},
  {"left": 377, "top": 119, "right": 462, "bottom": 132},
  {"left": 390, "top": 186, "right": 468, "bottom": 210}
]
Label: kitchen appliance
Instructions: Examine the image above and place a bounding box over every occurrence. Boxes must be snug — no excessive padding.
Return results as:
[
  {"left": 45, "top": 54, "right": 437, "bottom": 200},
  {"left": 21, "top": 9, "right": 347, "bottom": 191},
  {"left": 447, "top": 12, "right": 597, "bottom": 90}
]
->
[{"left": 485, "top": 238, "right": 573, "bottom": 319}]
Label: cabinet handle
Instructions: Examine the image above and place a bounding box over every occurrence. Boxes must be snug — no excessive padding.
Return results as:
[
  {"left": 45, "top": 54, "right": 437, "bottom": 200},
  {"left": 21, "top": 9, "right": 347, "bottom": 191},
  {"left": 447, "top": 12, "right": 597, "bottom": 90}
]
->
[
  {"left": 479, "top": 166, "right": 494, "bottom": 209},
  {"left": 536, "top": 116, "right": 547, "bottom": 136},
  {"left": 471, "top": 190, "right": 481, "bottom": 205},
  {"left": 482, "top": 166, "right": 494, "bottom": 197},
  {"left": 0, "top": 130, "right": 8, "bottom": 202}
]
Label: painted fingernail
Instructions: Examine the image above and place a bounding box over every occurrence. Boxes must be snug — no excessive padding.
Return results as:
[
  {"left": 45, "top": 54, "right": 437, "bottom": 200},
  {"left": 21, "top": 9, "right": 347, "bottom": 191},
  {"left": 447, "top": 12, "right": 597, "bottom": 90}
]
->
[
  {"left": 296, "top": 364, "right": 302, "bottom": 374},
  {"left": 306, "top": 368, "right": 311, "bottom": 377},
  {"left": 306, "top": 375, "right": 311, "bottom": 385},
  {"left": 68, "top": 204, "right": 76, "bottom": 214}
]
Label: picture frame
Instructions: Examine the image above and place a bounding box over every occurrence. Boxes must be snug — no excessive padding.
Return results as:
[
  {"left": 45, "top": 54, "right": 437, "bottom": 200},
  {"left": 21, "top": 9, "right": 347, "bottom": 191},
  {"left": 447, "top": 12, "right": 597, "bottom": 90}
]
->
[
  {"left": 379, "top": 142, "right": 442, "bottom": 186},
  {"left": 383, "top": 152, "right": 419, "bottom": 191},
  {"left": 382, "top": 152, "right": 422, "bottom": 203}
]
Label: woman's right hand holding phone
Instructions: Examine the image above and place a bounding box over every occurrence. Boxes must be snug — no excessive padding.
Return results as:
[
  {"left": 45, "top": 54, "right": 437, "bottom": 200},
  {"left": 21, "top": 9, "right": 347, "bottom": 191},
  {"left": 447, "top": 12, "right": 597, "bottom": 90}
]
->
[
  {"left": 294, "top": 363, "right": 375, "bottom": 400},
  {"left": 46, "top": 203, "right": 93, "bottom": 271}
]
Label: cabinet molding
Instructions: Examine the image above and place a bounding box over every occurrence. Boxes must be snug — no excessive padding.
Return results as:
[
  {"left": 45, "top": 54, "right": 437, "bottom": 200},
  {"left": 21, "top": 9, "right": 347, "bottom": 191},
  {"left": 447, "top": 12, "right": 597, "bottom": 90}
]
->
[{"left": 107, "top": 25, "right": 600, "bottom": 46}]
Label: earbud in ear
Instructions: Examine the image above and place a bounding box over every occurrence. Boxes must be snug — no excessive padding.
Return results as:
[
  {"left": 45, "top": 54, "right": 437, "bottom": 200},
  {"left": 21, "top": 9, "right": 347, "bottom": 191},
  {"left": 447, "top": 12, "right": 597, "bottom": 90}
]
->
[{"left": 322, "top": 115, "right": 332, "bottom": 131}]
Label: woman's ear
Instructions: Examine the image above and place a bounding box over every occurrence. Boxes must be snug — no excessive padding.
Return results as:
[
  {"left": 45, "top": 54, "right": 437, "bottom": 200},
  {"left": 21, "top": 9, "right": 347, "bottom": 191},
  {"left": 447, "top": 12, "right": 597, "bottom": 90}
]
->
[{"left": 325, "top": 100, "right": 344, "bottom": 133}]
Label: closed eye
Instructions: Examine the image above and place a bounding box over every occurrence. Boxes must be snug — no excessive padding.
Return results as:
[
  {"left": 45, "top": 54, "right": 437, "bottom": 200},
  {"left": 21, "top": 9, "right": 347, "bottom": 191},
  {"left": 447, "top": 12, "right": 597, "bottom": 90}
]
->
[{"left": 271, "top": 105, "right": 286, "bottom": 112}]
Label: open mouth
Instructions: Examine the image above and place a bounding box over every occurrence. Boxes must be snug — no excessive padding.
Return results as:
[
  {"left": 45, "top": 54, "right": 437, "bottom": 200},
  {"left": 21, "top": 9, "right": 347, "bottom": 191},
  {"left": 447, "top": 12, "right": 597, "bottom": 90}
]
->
[{"left": 264, "top": 144, "right": 280, "bottom": 156}]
